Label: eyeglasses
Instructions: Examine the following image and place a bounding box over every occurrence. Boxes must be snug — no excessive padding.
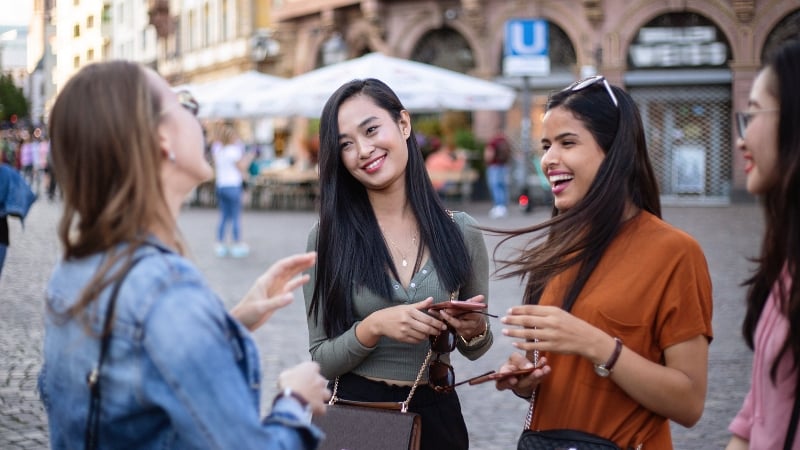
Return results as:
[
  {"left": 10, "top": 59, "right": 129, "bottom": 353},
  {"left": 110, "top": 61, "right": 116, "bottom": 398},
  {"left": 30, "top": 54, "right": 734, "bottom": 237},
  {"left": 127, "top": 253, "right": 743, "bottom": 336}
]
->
[
  {"left": 427, "top": 311, "right": 497, "bottom": 393},
  {"left": 562, "top": 75, "right": 618, "bottom": 107},
  {"left": 162, "top": 90, "right": 200, "bottom": 117},
  {"left": 735, "top": 109, "right": 779, "bottom": 139}
]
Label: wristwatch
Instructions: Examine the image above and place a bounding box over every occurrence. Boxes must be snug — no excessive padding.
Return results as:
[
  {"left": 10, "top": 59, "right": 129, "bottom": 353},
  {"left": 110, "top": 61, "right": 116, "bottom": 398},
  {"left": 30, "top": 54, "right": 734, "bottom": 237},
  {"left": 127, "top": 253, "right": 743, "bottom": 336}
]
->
[
  {"left": 273, "top": 388, "right": 312, "bottom": 422},
  {"left": 459, "top": 321, "right": 489, "bottom": 347},
  {"left": 593, "top": 337, "right": 623, "bottom": 377}
]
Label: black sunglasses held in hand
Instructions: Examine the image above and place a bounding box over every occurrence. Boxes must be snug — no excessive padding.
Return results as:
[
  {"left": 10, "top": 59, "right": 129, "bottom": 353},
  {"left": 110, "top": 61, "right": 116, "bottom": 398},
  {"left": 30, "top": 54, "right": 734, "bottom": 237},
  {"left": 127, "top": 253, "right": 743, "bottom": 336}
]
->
[{"left": 427, "top": 305, "right": 496, "bottom": 393}]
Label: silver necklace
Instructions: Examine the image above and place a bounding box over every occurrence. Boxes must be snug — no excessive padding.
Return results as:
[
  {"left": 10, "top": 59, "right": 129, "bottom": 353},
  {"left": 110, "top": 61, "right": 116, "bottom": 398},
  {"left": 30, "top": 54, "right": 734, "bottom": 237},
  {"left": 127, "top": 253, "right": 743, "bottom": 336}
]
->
[{"left": 382, "top": 228, "right": 418, "bottom": 268}]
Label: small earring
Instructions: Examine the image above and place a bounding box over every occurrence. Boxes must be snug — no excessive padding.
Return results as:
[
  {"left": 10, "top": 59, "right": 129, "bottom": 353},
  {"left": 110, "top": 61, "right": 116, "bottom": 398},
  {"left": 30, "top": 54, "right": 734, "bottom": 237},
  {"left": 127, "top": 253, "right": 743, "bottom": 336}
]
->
[{"left": 168, "top": 152, "right": 176, "bottom": 162}]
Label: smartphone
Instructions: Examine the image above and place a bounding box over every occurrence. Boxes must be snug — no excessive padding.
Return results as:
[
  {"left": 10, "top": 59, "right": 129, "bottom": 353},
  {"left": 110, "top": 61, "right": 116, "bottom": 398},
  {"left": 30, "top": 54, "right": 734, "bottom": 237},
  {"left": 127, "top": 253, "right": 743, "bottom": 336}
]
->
[
  {"left": 468, "top": 367, "right": 536, "bottom": 385},
  {"left": 428, "top": 301, "right": 487, "bottom": 312}
]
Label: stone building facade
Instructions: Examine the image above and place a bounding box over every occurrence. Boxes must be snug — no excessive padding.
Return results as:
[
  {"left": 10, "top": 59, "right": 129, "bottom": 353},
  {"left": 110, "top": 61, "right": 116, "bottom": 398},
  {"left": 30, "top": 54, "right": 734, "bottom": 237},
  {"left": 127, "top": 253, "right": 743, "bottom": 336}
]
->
[{"left": 267, "top": 0, "right": 799, "bottom": 203}]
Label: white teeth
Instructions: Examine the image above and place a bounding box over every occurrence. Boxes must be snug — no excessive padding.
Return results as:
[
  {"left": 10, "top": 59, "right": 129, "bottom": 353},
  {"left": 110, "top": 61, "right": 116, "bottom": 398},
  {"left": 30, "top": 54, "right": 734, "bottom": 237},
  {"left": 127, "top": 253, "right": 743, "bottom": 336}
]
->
[
  {"left": 366, "top": 157, "right": 383, "bottom": 170},
  {"left": 548, "top": 174, "right": 573, "bottom": 184}
]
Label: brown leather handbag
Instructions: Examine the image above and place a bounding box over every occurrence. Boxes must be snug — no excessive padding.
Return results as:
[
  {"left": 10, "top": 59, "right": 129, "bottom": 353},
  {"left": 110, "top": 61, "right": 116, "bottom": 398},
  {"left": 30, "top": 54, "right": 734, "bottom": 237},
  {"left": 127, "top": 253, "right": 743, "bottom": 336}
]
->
[{"left": 312, "top": 350, "right": 432, "bottom": 450}]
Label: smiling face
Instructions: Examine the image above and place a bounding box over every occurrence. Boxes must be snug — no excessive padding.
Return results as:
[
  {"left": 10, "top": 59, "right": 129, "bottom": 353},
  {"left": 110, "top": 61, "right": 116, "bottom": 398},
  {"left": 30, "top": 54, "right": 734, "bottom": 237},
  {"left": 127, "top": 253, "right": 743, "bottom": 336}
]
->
[
  {"left": 737, "top": 68, "right": 780, "bottom": 195},
  {"left": 337, "top": 94, "right": 412, "bottom": 191},
  {"left": 540, "top": 106, "right": 606, "bottom": 213}
]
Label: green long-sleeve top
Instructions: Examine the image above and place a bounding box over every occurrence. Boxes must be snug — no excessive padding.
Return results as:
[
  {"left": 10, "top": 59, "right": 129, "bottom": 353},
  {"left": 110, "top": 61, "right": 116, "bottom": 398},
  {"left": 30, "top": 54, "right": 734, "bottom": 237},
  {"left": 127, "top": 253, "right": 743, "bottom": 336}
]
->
[{"left": 303, "top": 211, "right": 492, "bottom": 382}]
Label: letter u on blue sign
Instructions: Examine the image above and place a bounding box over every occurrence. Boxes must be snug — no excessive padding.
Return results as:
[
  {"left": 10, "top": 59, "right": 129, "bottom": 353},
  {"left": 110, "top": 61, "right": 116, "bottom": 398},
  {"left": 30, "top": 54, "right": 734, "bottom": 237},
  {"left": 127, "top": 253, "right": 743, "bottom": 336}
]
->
[{"left": 504, "top": 19, "right": 549, "bottom": 56}]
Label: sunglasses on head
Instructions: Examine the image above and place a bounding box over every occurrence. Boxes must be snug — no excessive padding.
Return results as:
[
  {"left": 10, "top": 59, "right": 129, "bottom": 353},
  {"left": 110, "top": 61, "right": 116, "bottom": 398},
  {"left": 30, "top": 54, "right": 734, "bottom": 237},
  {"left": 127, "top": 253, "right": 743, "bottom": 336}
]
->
[
  {"left": 162, "top": 90, "right": 200, "bottom": 117},
  {"left": 562, "top": 75, "right": 618, "bottom": 107},
  {"left": 176, "top": 91, "right": 200, "bottom": 117},
  {"left": 427, "top": 312, "right": 496, "bottom": 393}
]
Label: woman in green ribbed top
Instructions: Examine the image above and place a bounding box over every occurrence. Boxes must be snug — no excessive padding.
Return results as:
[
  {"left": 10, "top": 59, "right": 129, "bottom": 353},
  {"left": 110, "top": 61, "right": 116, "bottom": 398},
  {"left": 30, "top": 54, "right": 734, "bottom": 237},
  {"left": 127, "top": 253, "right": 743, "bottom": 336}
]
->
[{"left": 303, "top": 78, "right": 492, "bottom": 450}]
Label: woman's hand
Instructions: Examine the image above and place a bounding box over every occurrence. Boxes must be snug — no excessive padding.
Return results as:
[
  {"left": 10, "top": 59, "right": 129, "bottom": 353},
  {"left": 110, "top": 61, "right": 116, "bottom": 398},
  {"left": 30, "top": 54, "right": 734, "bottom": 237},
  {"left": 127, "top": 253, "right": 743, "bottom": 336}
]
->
[
  {"left": 495, "top": 352, "right": 550, "bottom": 398},
  {"left": 436, "top": 295, "right": 488, "bottom": 342},
  {"left": 501, "top": 304, "right": 607, "bottom": 362},
  {"left": 356, "top": 297, "right": 448, "bottom": 348},
  {"left": 230, "top": 252, "right": 317, "bottom": 331},
  {"left": 277, "top": 361, "right": 331, "bottom": 416}
]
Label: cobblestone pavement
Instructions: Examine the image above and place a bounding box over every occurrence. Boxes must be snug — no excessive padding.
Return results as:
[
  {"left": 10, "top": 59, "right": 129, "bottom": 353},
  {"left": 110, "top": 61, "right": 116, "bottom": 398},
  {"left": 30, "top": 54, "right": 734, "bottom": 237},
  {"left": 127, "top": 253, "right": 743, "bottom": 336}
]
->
[{"left": 0, "top": 198, "right": 761, "bottom": 449}]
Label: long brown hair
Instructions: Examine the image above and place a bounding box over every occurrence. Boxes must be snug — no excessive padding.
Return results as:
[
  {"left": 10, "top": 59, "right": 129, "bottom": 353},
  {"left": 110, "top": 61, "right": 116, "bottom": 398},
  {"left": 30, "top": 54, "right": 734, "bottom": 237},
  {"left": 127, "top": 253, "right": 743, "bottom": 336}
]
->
[
  {"left": 48, "top": 61, "right": 175, "bottom": 319},
  {"left": 493, "top": 80, "right": 660, "bottom": 310}
]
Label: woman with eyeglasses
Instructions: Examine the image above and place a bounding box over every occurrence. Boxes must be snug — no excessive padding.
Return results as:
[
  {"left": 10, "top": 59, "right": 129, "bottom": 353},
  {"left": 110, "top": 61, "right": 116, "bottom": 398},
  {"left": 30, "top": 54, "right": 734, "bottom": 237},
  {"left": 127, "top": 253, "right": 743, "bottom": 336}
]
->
[
  {"left": 37, "top": 61, "right": 331, "bottom": 449},
  {"left": 726, "top": 39, "right": 800, "bottom": 450},
  {"left": 303, "top": 78, "right": 491, "bottom": 450},
  {"left": 491, "top": 76, "right": 713, "bottom": 448}
]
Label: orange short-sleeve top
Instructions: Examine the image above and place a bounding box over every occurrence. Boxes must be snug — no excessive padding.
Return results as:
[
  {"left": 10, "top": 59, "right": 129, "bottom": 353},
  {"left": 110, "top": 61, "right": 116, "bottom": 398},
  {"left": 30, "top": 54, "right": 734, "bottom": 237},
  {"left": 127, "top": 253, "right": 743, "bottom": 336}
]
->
[{"left": 529, "top": 211, "right": 713, "bottom": 449}]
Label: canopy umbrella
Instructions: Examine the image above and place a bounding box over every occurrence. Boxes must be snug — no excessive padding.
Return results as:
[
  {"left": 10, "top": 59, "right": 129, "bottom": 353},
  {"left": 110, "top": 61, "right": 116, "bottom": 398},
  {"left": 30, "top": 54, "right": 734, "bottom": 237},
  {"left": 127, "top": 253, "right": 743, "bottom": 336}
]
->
[
  {"left": 174, "top": 71, "right": 287, "bottom": 119},
  {"left": 241, "top": 53, "right": 517, "bottom": 118}
]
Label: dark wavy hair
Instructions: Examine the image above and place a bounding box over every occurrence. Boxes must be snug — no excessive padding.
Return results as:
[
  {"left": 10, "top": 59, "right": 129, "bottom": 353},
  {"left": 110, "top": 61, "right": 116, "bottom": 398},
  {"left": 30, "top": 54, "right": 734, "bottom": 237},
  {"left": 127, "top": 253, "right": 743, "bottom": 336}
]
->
[
  {"left": 494, "top": 78, "right": 660, "bottom": 310},
  {"left": 741, "top": 39, "right": 800, "bottom": 383},
  {"left": 308, "top": 78, "right": 472, "bottom": 337}
]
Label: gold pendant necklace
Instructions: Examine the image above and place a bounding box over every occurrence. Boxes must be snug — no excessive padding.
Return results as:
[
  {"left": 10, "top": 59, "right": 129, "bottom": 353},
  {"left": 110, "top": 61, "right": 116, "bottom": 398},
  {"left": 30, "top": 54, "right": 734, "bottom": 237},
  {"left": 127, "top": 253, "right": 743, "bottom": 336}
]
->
[{"left": 381, "top": 228, "right": 418, "bottom": 268}]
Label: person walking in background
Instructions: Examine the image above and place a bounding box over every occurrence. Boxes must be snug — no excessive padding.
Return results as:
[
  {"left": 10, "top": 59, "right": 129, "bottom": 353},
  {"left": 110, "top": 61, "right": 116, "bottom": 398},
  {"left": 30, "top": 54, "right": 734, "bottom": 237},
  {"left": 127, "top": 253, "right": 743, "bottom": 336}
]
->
[
  {"left": 305, "top": 78, "right": 492, "bottom": 450},
  {"left": 38, "top": 61, "right": 330, "bottom": 450},
  {"left": 484, "top": 128, "right": 512, "bottom": 219},
  {"left": 726, "top": 39, "right": 800, "bottom": 450},
  {"left": 491, "top": 76, "right": 713, "bottom": 448},
  {"left": 212, "top": 123, "right": 254, "bottom": 258},
  {"left": 0, "top": 163, "right": 37, "bottom": 280},
  {"left": 424, "top": 134, "right": 468, "bottom": 198}
]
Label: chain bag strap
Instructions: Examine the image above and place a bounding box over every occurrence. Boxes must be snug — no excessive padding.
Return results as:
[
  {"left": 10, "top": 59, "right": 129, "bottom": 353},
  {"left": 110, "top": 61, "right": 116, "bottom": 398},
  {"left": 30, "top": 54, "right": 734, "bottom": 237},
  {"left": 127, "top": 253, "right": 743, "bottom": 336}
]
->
[{"left": 85, "top": 255, "right": 147, "bottom": 450}]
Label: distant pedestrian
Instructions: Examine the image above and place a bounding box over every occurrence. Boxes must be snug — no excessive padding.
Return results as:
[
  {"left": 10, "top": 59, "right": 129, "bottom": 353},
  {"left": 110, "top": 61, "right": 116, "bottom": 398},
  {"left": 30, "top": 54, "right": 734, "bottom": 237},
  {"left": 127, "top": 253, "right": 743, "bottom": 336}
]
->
[
  {"left": 212, "top": 124, "right": 254, "bottom": 258},
  {"left": 726, "top": 39, "right": 800, "bottom": 450},
  {"left": 39, "top": 60, "right": 330, "bottom": 450},
  {"left": 0, "top": 163, "right": 36, "bottom": 280},
  {"left": 484, "top": 128, "right": 512, "bottom": 219}
]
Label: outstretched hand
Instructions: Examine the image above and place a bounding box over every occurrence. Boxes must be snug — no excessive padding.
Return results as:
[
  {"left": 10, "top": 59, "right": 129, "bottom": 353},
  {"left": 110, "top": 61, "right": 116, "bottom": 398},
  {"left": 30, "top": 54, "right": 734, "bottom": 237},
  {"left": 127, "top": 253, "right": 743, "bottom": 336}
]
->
[{"left": 230, "top": 252, "right": 317, "bottom": 331}]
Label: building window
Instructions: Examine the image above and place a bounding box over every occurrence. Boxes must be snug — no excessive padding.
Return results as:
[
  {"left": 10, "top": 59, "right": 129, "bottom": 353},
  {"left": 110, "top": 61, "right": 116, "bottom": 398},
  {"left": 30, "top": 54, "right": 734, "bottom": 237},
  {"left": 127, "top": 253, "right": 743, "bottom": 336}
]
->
[
  {"left": 87, "top": 15, "right": 94, "bottom": 28},
  {"left": 188, "top": 10, "right": 196, "bottom": 50},
  {"left": 87, "top": 49, "right": 94, "bottom": 61},
  {"left": 410, "top": 27, "right": 475, "bottom": 74},
  {"left": 73, "top": 24, "right": 80, "bottom": 37},
  {"left": 203, "top": 2, "right": 210, "bottom": 47},
  {"left": 73, "top": 55, "right": 80, "bottom": 68},
  {"left": 221, "top": 0, "right": 228, "bottom": 40},
  {"left": 102, "top": 4, "right": 111, "bottom": 23}
]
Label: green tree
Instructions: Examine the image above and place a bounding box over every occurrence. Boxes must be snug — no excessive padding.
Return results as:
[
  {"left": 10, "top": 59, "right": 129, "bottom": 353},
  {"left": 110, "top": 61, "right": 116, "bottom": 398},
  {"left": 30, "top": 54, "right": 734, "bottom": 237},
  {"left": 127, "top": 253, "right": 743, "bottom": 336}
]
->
[{"left": 0, "top": 74, "right": 29, "bottom": 122}]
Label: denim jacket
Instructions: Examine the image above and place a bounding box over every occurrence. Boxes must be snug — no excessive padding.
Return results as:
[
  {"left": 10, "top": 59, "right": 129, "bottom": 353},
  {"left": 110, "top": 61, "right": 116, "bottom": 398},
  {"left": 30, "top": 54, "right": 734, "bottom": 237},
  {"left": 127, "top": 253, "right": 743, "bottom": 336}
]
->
[
  {"left": 0, "top": 163, "right": 36, "bottom": 222},
  {"left": 38, "top": 239, "right": 322, "bottom": 449}
]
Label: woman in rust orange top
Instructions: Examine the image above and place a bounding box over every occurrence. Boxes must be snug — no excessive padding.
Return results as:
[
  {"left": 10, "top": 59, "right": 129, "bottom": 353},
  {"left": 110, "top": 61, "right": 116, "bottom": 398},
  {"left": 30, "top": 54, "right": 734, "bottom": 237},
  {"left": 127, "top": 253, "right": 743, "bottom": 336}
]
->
[{"left": 492, "top": 76, "right": 713, "bottom": 449}]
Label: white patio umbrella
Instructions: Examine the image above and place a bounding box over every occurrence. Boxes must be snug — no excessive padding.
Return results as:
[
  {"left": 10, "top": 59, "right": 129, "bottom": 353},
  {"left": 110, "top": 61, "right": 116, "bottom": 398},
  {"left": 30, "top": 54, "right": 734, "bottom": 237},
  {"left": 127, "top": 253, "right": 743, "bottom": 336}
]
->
[
  {"left": 174, "top": 71, "right": 287, "bottom": 119},
  {"left": 241, "top": 53, "right": 517, "bottom": 117}
]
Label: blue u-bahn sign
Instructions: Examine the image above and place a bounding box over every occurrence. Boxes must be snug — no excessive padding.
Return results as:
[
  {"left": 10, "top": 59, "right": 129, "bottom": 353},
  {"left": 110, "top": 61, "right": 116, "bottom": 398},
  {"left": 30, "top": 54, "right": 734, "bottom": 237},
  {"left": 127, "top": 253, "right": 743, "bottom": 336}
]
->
[{"left": 503, "top": 19, "right": 550, "bottom": 77}]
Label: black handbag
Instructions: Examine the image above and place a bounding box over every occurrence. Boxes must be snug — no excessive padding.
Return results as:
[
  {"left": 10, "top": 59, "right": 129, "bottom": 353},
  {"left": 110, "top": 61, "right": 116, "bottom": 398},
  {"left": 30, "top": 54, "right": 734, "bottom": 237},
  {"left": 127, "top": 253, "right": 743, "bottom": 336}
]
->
[
  {"left": 311, "top": 350, "right": 433, "bottom": 450},
  {"left": 516, "top": 349, "right": 623, "bottom": 450},
  {"left": 518, "top": 429, "right": 620, "bottom": 450}
]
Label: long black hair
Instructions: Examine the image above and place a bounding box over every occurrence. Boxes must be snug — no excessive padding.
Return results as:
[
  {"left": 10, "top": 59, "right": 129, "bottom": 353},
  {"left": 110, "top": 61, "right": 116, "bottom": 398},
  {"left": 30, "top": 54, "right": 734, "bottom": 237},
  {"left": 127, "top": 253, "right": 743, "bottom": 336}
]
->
[
  {"left": 742, "top": 39, "right": 800, "bottom": 383},
  {"left": 494, "top": 78, "right": 660, "bottom": 311},
  {"left": 308, "top": 78, "right": 472, "bottom": 337}
]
